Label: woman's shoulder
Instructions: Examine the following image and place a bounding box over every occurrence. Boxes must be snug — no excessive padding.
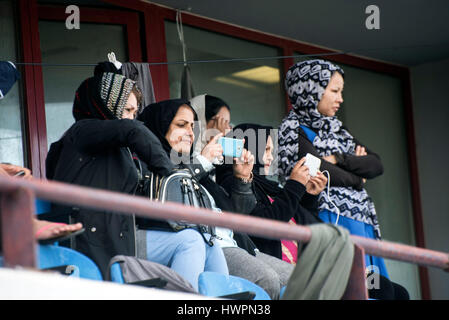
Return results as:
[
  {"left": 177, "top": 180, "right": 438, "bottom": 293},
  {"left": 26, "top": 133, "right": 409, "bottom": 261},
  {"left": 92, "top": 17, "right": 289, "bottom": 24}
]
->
[{"left": 297, "top": 125, "right": 318, "bottom": 142}]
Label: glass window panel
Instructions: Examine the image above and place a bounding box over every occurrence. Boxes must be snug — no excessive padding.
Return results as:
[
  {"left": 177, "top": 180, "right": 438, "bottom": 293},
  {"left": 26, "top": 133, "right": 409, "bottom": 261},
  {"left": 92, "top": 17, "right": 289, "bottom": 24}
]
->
[
  {"left": 39, "top": 21, "right": 127, "bottom": 145},
  {"left": 165, "top": 21, "right": 286, "bottom": 129},
  {"left": 0, "top": 0, "right": 25, "bottom": 166},
  {"left": 292, "top": 53, "right": 420, "bottom": 299}
]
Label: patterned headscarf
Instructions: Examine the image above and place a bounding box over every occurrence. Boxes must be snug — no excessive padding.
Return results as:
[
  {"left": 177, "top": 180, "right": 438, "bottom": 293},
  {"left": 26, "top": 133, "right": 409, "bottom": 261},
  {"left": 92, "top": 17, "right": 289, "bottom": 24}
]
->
[
  {"left": 278, "top": 59, "right": 381, "bottom": 239},
  {"left": 73, "top": 72, "right": 136, "bottom": 121}
]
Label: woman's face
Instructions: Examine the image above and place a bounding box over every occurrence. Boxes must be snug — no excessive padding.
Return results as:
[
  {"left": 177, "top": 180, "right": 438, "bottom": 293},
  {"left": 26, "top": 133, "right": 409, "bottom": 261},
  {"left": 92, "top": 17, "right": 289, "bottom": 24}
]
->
[
  {"left": 122, "top": 92, "right": 139, "bottom": 120},
  {"left": 165, "top": 105, "right": 195, "bottom": 153},
  {"left": 262, "top": 135, "right": 274, "bottom": 175},
  {"left": 206, "top": 106, "right": 231, "bottom": 129},
  {"left": 317, "top": 72, "right": 344, "bottom": 117}
]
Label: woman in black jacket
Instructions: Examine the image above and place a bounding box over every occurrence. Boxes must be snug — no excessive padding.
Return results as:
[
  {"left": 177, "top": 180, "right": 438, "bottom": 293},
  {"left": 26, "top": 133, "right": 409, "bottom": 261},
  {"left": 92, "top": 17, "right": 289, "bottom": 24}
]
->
[
  {"left": 216, "top": 123, "right": 328, "bottom": 263},
  {"left": 45, "top": 72, "right": 173, "bottom": 277}
]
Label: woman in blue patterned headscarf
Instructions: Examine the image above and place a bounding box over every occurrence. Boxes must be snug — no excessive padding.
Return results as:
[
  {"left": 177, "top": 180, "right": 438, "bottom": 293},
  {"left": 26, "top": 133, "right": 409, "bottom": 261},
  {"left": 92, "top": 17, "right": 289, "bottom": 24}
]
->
[{"left": 278, "top": 59, "right": 389, "bottom": 278}]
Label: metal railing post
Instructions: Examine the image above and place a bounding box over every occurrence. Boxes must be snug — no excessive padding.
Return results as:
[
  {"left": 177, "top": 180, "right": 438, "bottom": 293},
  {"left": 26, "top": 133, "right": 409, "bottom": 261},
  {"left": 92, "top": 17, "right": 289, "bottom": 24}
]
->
[
  {"left": 0, "top": 187, "right": 37, "bottom": 268},
  {"left": 341, "top": 244, "right": 369, "bottom": 300}
]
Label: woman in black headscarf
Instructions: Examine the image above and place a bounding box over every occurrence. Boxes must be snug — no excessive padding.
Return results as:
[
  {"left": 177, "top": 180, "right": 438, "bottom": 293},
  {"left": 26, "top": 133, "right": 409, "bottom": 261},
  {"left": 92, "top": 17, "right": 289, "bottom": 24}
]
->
[
  {"left": 45, "top": 72, "right": 173, "bottom": 277},
  {"left": 216, "top": 123, "right": 328, "bottom": 264},
  {"left": 138, "top": 100, "right": 298, "bottom": 299}
]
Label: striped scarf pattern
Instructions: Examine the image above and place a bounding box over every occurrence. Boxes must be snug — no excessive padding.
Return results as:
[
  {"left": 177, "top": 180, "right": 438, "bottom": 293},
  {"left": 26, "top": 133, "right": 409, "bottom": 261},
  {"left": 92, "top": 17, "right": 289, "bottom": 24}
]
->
[{"left": 100, "top": 72, "right": 135, "bottom": 119}]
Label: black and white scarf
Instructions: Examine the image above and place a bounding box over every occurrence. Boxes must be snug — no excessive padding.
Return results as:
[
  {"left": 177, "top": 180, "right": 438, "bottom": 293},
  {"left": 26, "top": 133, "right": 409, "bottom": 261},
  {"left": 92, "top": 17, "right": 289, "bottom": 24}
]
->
[
  {"left": 73, "top": 72, "right": 136, "bottom": 121},
  {"left": 278, "top": 59, "right": 381, "bottom": 239}
]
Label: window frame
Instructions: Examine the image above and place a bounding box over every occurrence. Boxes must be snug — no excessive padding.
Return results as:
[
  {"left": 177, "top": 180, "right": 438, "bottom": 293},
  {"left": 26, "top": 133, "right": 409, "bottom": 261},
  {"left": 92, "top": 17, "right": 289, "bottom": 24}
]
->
[{"left": 17, "top": 0, "right": 142, "bottom": 178}]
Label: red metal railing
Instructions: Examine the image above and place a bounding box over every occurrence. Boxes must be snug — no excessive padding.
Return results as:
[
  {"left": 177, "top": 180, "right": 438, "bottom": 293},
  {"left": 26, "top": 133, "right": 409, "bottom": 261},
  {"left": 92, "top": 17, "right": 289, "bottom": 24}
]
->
[{"left": 1, "top": 175, "right": 448, "bottom": 299}]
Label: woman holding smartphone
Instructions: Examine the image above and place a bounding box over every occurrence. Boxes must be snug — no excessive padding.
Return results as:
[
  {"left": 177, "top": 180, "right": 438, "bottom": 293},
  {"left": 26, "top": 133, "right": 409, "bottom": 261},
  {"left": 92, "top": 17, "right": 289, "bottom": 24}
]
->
[
  {"left": 138, "top": 99, "right": 296, "bottom": 299},
  {"left": 278, "top": 59, "right": 409, "bottom": 300}
]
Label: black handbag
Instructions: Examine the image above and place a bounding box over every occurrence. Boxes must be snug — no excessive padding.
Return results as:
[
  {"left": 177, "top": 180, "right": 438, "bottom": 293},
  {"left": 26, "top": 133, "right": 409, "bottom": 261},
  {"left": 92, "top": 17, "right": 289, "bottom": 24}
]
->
[{"left": 143, "top": 166, "right": 217, "bottom": 246}]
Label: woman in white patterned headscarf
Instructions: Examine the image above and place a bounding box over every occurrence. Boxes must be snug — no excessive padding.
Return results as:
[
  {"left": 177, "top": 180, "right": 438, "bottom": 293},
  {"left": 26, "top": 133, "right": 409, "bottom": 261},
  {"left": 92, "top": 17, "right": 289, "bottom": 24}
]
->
[{"left": 278, "top": 59, "right": 390, "bottom": 279}]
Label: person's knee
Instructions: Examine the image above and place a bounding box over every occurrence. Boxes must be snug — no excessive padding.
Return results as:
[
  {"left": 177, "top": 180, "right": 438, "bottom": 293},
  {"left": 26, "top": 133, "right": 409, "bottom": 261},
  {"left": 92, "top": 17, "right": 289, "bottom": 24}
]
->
[
  {"left": 257, "top": 270, "right": 281, "bottom": 300},
  {"left": 174, "top": 229, "right": 206, "bottom": 252}
]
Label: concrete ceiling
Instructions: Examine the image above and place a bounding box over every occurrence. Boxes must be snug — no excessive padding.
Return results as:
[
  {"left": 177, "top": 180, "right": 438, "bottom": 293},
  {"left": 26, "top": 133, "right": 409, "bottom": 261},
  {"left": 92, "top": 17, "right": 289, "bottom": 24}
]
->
[{"left": 145, "top": 0, "right": 449, "bottom": 67}]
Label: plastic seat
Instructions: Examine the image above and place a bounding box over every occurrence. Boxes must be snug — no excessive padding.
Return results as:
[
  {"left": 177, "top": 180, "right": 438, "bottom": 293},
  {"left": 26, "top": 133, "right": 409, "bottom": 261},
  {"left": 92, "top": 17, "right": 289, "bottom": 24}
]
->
[
  {"left": 109, "top": 260, "right": 169, "bottom": 288},
  {"left": 35, "top": 198, "right": 51, "bottom": 215},
  {"left": 198, "top": 271, "right": 271, "bottom": 300},
  {"left": 38, "top": 245, "right": 103, "bottom": 281},
  {"left": 280, "top": 285, "right": 286, "bottom": 298},
  {"left": 109, "top": 262, "right": 125, "bottom": 283}
]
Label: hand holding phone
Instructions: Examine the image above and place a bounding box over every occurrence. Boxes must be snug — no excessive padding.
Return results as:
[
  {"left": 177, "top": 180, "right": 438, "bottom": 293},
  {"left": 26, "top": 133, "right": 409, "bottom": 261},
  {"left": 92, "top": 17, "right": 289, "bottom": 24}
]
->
[
  {"left": 304, "top": 153, "right": 321, "bottom": 177},
  {"left": 14, "top": 170, "right": 26, "bottom": 177},
  {"left": 218, "top": 137, "right": 244, "bottom": 158}
]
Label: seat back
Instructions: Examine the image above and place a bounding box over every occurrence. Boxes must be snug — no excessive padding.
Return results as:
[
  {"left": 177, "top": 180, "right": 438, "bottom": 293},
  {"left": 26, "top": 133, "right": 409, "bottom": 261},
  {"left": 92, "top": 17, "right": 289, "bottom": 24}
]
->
[
  {"left": 35, "top": 199, "right": 51, "bottom": 215},
  {"left": 109, "top": 262, "right": 125, "bottom": 284},
  {"left": 198, "top": 271, "right": 271, "bottom": 300},
  {"left": 280, "top": 285, "right": 286, "bottom": 298},
  {"left": 38, "top": 245, "right": 103, "bottom": 281}
]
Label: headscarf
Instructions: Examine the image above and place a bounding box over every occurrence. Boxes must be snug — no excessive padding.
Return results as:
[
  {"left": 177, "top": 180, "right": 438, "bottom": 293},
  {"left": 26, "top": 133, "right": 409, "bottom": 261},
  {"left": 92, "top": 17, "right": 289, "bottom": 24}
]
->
[
  {"left": 278, "top": 59, "right": 381, "bottom": 239},
  {"left": 137, "top": 98, "right": 199, "bottom": 158},
  {"left": 189, "top": 94, "right": 208, "bottom": 157},
  {"left": 73, "top": 72, "right": 136, "bottom": 121},
  {"left": 216, "top": 123, "right": 281, "bottom": 205}
]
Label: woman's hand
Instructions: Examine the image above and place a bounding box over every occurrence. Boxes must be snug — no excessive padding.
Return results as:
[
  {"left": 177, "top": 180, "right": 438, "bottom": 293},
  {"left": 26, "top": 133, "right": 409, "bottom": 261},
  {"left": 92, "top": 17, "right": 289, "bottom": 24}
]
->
[
  {"left": 306, "top": 171, "right": 328, "bottom": 195},
  {"left": 355, "top": 145, "right": 367, "bottom": 183},
  {"left": 201, "top": 133, "right": 224, "bottom": 163},
  {"left": 322, "top": 154, "right": 337, "bottom": 164},
  {"left": 233, "top": 148, "right": 254, "bottom": 180},
  {"left": 355, "top": 145, "right": 367, "bottom": 156},
  {"left": 289, "top": 157, "right": 310, "bottom": 186},
  {"left": 0, "top": 163, "right": 32, "bottom": 179},
  {"left": 210, "top": 115, "right": 232, "bottom": 136}
]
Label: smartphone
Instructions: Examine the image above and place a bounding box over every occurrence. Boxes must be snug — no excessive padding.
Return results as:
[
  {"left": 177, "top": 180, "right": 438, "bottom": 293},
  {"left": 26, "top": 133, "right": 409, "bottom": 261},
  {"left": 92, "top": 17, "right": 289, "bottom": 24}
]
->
[
  {"left": 14, "top": 170, "right": 26, "bottom": 177},
  {"left": 218, "top": 137, "right": 244, "bottom": 158},
  {"left": 304, "top": 153, "right": 321, "bottom": 177}
]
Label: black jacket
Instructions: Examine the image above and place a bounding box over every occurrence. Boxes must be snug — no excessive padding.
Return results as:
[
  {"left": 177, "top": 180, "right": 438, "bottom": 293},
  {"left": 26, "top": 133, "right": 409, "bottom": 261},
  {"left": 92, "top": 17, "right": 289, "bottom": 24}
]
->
[
  {"left": 45, "top": 118, "right": 173, "bottom": 277},
  {"left": 217, "top": 170, "right": 322, "bottom": 259}
]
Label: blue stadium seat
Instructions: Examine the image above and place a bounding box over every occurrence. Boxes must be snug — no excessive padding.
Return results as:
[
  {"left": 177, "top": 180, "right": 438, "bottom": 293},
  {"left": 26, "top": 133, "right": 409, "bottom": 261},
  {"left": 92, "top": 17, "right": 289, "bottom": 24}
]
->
[
  {"left": 35, "top": 198, "right": 51, "bottom": 215},
  {"left": 38, "top": 245, "right": 103, "bottom": 281},
  {"left": 280, "top": 285, "right": 286, "bottom": 298},
  {"left": 198, "top": 271, "right": 271, "bottom": 300},
  {"left": 109, "top": 262, "right": 125, "bottom": 284}
]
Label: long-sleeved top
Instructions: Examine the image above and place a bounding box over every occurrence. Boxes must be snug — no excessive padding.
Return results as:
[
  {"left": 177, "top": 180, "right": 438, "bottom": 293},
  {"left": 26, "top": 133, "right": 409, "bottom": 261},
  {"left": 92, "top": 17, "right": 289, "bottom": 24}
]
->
[
  {"left": 217, "top": 168, "right": 322, "bottom": 259},
  {"left": 296, "top": 126, "right": 384, "bottom": 190}
]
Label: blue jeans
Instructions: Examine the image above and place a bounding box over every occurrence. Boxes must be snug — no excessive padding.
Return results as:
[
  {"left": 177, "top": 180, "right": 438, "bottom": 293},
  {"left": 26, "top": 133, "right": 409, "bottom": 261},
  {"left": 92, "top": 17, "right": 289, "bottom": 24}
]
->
[{"left": 144, "top": 229, "right": 229, "bottom": 291}]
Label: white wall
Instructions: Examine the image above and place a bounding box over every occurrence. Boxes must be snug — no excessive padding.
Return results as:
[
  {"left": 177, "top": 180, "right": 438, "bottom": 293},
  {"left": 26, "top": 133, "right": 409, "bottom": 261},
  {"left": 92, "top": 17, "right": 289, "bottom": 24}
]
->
[{"left": 410, "top": 57, "right": 449, "bottom": 299}]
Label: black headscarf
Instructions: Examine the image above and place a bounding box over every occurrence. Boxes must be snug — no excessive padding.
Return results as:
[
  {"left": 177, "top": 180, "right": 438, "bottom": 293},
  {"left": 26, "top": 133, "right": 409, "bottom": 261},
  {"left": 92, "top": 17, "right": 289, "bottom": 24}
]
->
[
  {"left": 73, "top": 72, "right": 136, "bottom": 121},
  {"left": 216, "top": 123, "right": 282, "bottom": 205},
  {"left": 137, "top": 98, "right": 198, "bottom": 157},
  {"left": 138, "top": 98, "right": 235, "bottom": 213}
]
